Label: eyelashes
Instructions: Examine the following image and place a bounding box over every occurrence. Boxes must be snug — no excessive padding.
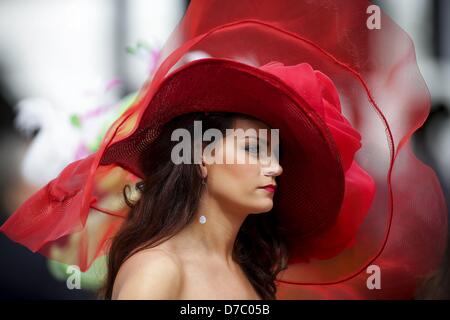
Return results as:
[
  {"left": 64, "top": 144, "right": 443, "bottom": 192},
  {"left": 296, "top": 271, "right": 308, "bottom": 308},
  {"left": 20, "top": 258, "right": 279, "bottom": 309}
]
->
[
  {"left": 243, "top": 143, "right": 280, "bottom": 161},
  {"left": 244, "top": 144, "right": 259, "bottom": 154}
]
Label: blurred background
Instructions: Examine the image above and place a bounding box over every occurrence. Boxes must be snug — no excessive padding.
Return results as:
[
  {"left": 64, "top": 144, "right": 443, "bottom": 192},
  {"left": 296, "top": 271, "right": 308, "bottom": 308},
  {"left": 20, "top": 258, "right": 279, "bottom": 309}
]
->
[{"left": 0, "top": 0, "right": 448, "bottom": 299}]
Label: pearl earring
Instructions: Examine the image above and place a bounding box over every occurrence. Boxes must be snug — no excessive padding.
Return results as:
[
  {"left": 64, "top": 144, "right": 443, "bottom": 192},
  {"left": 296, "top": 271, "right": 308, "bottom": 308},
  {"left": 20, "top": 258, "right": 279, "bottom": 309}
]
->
[{"left": 199, "top": 215, "right": 207, "bottom": 224}]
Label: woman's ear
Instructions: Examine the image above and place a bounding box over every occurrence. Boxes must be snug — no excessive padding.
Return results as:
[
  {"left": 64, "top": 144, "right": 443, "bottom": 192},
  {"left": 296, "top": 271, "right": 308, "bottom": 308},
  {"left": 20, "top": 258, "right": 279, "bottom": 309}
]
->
[{"left": 200, "top": 157, "right": 208, "bottom": 179}]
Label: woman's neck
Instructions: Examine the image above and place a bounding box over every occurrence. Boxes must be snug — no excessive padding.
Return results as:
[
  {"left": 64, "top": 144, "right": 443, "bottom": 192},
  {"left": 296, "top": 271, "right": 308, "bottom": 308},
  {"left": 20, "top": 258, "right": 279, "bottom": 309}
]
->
[{"left": 168, "top": 193, "right": 248, "bottom": 267}]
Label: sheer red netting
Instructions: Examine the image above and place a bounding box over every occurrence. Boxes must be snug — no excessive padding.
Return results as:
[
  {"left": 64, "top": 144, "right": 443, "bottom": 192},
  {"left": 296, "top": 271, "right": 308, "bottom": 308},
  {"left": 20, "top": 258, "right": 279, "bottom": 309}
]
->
[{"left": 0, "top": 0, "right": 447, "bottom": 299}]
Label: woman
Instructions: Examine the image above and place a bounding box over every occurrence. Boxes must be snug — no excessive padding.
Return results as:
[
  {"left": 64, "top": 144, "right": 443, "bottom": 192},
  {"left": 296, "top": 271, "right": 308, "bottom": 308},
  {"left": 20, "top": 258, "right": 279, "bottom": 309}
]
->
[
  {"left": 1, "top": 57, "right": 377, "bottom": 299},
  {"left": 0, "top": 0, "right": 446, "bottom": 300},
  {"left": 106, "top": 112, "right": 286, "bottom": 300}
]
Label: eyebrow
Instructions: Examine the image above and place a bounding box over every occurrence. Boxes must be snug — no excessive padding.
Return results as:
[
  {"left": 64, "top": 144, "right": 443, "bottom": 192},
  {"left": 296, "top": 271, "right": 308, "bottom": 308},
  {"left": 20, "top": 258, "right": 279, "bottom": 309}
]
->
[
  {"left": 244, "top": 136, "right": 265, "bottom": 142},
  {"left": 244, "top": 136, "right": 267, "bottom": 145}
]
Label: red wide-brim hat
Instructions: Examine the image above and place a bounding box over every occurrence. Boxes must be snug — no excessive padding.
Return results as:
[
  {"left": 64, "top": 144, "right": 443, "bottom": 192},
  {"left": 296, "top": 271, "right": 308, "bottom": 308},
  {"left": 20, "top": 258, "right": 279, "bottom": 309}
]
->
[
  {"left": 1, "top": 0, "right": 448, "bottom": 299},
  {"left": 100, "top": 57, "right": 374, "bottom": 263}
]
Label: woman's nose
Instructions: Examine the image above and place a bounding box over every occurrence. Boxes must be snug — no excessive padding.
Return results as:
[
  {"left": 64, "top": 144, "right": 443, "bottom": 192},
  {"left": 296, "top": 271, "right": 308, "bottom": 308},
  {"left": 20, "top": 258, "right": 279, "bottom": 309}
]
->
[{"left": 261, "top": 160, "right": 283, "bottom": 177}]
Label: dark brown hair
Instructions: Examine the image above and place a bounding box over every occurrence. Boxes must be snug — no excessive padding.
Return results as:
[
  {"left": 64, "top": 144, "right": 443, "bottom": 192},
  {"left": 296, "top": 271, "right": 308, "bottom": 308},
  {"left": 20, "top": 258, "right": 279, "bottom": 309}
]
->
[{"left": 100, "top": 112, "right": 289, "bottom": 299}]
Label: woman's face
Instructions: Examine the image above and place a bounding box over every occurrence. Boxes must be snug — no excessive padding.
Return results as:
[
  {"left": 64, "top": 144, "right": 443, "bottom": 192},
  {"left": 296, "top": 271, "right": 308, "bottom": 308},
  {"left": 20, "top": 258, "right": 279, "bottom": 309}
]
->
[{"left": 203, "top": 117, "right": 283, "bottom": 214}]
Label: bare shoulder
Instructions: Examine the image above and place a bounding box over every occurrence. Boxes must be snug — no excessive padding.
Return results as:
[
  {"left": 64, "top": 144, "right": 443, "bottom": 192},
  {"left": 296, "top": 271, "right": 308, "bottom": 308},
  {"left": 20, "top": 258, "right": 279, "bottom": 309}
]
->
[{"left": 111, "top": 248, "right": 183, "bottom": 300}]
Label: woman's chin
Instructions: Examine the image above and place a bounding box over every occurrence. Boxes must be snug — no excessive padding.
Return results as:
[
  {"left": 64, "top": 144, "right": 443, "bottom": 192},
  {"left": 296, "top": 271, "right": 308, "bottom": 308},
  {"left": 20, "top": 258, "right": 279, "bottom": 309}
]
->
[{"left": 250, "top": 200, "right": 274, "bottom": 213}]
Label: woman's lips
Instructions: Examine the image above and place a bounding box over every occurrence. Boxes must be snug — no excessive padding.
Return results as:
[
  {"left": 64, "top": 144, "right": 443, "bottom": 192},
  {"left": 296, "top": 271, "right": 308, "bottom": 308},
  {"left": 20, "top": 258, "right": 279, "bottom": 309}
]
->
[{"left": 260, "top": 185, "right": 276, "bottom": 193}]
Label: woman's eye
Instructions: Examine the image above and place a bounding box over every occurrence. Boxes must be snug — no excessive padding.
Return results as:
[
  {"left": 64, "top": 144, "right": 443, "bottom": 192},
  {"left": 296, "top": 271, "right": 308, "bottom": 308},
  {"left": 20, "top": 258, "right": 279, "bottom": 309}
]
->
[
  {"left": 244, "top": 144, "right": 258, "bottom": 154},
  {"left": 273, "top": 145, "right": 280, "bottom": 161}
]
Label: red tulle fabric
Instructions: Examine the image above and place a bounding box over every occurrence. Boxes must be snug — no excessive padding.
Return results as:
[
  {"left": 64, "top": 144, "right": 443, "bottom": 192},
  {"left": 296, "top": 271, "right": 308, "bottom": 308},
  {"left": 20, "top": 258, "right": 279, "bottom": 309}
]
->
[{"left": 1, "top": 0, "right": 448, "bottom": 299}]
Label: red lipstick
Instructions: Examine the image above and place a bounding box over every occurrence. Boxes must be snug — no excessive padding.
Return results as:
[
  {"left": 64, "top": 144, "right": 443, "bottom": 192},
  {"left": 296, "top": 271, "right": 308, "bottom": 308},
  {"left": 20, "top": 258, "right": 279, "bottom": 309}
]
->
[{"left": 260, "top": 184, "right": 276, "bottom": 193}]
